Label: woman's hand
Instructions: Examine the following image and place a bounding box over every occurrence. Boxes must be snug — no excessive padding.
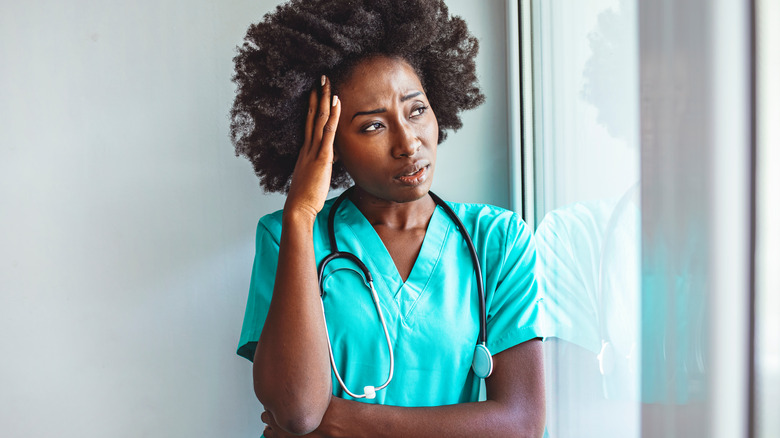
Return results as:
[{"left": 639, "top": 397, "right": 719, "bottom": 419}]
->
[
  {"left": 285, "top": 76, "right": 342, "bottom": 222},
  {"left": 262, "top": 410, "right": 328, "bottom": 438},
  {"left": 260, "top": 410, "right": 287, "bottom": 438}
]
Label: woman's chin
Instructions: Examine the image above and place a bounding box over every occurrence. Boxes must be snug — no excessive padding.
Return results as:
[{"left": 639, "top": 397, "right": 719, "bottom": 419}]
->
[{"left": 351, "top": 180, "right": 434, "bottom": 205}]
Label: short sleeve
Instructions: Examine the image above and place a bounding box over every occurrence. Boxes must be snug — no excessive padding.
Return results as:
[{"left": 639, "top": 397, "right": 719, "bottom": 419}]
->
[
  {"left": 533, "top": 209, "right": 602, "bottom": 353},
  {"left": 236, "top": 215, "right": 283, "bottom": 362},
  {"left": 485, "top": 213, "right": 545, "bottom": 355}
]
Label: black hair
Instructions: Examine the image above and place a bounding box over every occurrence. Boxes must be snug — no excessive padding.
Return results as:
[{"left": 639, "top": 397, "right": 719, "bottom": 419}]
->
[{"left": 230, "top": 0, "right": 484, "bottom": 193}]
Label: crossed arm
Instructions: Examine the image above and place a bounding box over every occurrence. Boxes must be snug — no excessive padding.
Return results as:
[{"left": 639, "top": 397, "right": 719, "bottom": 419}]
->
[
  {"left": 251, "top": 78, "right": 545, "bottom": 437},
  {"left": 261, "top": 340, "right": 545, "bottom": 438}
]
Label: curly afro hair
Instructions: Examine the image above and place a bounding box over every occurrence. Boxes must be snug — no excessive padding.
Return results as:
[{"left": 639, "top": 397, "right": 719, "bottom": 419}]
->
[{"left": 230, "top": 0, "right": 485, "bottom": 193}]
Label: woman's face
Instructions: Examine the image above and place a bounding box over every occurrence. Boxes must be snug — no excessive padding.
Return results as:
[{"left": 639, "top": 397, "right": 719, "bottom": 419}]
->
[{"left": 334, "top": 56, "right": 439, "bottom": 204}]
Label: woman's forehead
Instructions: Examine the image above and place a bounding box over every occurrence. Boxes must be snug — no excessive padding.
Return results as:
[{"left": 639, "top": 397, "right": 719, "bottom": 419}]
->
[{"left": 338, "top": 56, "right": 425, "bottom": 104}]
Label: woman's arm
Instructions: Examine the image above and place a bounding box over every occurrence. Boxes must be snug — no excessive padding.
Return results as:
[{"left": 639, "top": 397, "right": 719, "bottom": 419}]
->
[
  {"left": 262, "top": 339, "right": 546, "bottom": 438},
  {"left": 252, "top": 78, "right": 342, "bottom": 435}
]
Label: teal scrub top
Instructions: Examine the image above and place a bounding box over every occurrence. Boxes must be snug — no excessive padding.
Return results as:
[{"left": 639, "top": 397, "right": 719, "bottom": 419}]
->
[{"left": 237, "top": 196, "right": 544, "bottom": 407}]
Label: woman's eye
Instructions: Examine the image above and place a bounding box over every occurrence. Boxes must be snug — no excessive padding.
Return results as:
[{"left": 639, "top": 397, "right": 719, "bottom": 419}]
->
[
  {"left": 362, "top": 122, "right": 383, "bottom": 132},
  {"left": 411, "top": 106, "right": 428, "bottom": 118}
]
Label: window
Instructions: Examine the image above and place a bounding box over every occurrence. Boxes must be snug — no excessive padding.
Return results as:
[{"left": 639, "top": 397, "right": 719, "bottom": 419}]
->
[
  {"left": 520, "top": 1, "right": 641, "bottom": 436},
  {"left": 520, "top": 0, "right": 759, "bottom": 436}
]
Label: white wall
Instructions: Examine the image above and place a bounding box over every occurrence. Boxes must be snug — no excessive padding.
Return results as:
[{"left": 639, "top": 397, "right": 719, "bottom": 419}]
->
[
  {"left": 0, "top": 1, "right": 512, "bottom": 436},
  {"left": 435, "top": 0, "right": 511, "bottom": 208}
]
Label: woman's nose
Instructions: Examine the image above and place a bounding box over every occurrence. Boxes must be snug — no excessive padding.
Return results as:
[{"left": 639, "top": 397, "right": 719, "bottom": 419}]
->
[{"left": 393, "top": 124, "right": 422, "bottom": 158}]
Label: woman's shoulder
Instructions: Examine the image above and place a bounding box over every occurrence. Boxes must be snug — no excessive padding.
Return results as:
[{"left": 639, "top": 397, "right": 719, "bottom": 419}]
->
[
  {"left": 442, "top": 201, "right": 531, "bottom": 246},
  {"left": 255, "top": 196, "right": 342, "bottom": 240},
  {"left": 445, "top": 201, "right": 515, "bottom": 218},
  {"left": 256, "top": 208, "right": 284, "bottom": 238},
  {"left": 443, "top": 201, "right": 526, "bottom": 228}
]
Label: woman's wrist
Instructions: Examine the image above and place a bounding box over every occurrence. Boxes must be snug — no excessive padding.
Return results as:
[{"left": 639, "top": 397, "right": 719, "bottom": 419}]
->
[
  {"left": 318, "top": 397, "right": 353, "bottom": 438},
  {"left": 281, "top": 204, "right": 319, "bottom": 231}
]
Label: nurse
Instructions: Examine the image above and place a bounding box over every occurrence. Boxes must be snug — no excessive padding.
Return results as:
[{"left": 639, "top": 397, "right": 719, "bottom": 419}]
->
[{"left": 232, "top": 0, "right": 546, "bottom": 436}]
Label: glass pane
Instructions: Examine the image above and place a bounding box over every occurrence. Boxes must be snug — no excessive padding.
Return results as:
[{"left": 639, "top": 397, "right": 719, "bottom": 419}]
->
[
  {"left": 756, "top": 0, "right": 780, "bottom": 435},
  {"left": 528, "top": 0, "right": 641, "bottom": 436}
]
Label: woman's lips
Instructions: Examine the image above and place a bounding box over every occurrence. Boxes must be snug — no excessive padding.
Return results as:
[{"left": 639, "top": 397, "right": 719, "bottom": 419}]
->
[{"left": 395, "top": 165, "right": 429, "bottom": 185}]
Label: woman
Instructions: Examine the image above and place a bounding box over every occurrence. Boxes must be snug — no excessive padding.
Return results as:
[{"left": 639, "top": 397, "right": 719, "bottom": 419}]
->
[{"left": 232, "top": 1, "right": 545, "bottom": 436}]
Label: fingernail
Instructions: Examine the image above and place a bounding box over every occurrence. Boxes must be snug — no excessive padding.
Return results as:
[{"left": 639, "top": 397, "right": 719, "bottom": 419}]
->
[
  {"left": 321, "top": 75, "right": 326, "bottom": 86},
  {"left": 332, "top": 95, "right": 338, "bottom": 107}
]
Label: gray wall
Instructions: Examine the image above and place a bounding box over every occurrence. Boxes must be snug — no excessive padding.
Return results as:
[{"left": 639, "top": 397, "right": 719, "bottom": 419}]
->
[{"left": 0, "top": 0, "right": 511, "bottom": 436}]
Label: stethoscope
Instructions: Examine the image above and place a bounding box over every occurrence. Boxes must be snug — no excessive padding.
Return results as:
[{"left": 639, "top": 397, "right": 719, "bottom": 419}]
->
[{"left": 317, "top": 189, "right": 493, "bottom": 400}]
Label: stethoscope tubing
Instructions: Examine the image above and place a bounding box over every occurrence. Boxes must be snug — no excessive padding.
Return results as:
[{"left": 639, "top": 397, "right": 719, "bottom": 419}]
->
[
  {"left": 317, "top": 189, "right": 490, "bottom": 398},
  {"left": 324, "top": 190, "right": 486, "bottom": 342},
  {"left": 318, "top": 278, "right": 395, "bottom": 399},
  {"left": 427, "top": 191, "right": 487, "bottom": 346}
]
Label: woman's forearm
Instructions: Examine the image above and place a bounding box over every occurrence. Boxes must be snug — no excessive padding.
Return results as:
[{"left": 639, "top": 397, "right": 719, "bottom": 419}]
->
[
  {"left": 320, "top": 397, "right": 544, "bottom": 438},
  {"left": 253, "top": 79, "right": 341, "bottom": 435},
  {"left": 253, "top": 210, "right": 333, "bottom": 435},
  {"left": 313, "top": 341, "right": 546, "bottom": 438}
]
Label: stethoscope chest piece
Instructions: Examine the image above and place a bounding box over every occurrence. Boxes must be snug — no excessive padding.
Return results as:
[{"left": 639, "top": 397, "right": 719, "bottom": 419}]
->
[{"left": 472, "top": 343, "right": 493, "bottom": 379}]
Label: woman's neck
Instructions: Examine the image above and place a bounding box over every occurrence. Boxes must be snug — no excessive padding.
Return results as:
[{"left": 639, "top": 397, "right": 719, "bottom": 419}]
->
[{"left": 348, "top": 186, "right": 436, "bottom": 231}]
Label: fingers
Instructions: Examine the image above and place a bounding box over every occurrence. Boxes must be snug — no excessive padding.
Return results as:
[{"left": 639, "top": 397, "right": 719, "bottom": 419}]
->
[
  {"left": 302, "top": 88, "right": 317, "bottom": 153},
  {"left": 302, "top": 75, "right": 340, "bottom": 164},
  {"left": 261, "top": 411, "right": 274, "bottom": 437},
  {"left": 311, "top": 76, "right": 332, "bottom": 151},
  {"left": 320, "top": 95, "right": 341, "bottom": 161}
]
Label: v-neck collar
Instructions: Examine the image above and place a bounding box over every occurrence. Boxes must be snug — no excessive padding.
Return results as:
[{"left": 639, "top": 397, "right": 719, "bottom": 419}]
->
[{"left": 334, "top": 198, "right": 451, "bottom": 317}]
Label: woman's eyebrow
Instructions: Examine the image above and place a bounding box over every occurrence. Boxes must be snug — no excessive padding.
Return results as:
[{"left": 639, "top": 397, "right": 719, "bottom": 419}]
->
[
  {"left": 352, "top": 108, "right": 386, "bottom": 120},
  {"left": 351, "top": 91, "right": 425, "bottom": 120},
  {"left": 400, "top": 91, "right": 423, "bottom": 101}
]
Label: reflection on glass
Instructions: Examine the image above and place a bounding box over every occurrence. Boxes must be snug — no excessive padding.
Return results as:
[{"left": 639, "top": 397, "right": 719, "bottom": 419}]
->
[
  {"left": 529, "top": 0, "right": 640, "bottom": 436},
  {"left": 537, "top": 188, "right": 641, "bottom": 437}
]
